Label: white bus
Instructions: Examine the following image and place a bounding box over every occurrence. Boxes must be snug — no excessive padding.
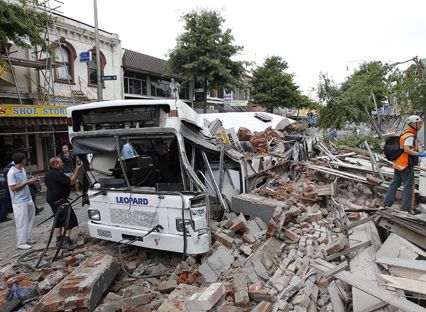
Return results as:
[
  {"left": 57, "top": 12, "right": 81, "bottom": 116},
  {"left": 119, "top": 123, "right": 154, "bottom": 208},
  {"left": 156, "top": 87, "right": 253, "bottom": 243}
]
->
[{"left": 67, "top": 100, "right": 251, "bottom": 255}]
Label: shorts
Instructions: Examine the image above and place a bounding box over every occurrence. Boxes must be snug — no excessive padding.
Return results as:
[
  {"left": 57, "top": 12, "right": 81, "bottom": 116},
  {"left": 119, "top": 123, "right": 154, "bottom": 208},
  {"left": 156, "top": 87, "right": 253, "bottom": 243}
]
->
[{"left": 48, "top": 199, "right": 78, "bottom": 230}]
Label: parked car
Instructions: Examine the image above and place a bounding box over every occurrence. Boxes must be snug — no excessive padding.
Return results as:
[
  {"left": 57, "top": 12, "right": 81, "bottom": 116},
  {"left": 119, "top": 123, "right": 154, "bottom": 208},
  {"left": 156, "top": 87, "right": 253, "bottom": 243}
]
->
[{"left": 0, "top": 173, "right": 41, "bottom": 213}]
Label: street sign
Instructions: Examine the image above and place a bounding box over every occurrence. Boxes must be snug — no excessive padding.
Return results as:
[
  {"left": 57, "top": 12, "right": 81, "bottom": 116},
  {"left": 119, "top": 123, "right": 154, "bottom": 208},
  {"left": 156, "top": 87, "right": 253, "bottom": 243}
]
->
[
  {"left": 223, "top": 91, "right": 232, "bottom": 104},
  {"left": 101, "top": 75, "right": 117, "bottom": 81},
  {"left": 80, "top": 52, "right": 92, "bottom": 62}
]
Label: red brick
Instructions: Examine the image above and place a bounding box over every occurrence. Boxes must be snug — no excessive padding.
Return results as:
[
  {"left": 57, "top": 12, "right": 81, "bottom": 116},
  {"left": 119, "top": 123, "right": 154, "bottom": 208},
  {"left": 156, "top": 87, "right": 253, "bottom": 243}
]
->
[
  {"left": 284, "top": 229, "right": 300, "bottom": 242},
  {"left": 347, "top": 212, "right": 361, "bottom": 221},
  {"left": 317, "top": 238, "right": 329, "bottom": 245},
  {"left": 251, "top": 301, "right": 273, "bottom": 312},
  {"left": 306, "top": 212, "right": 322, "bottom": 222},
  {"left": 36, "top": 254, "right": 119, "bottom": 311},
  {"left": 215, "top": 232, "right": 234, "bottom": 248},
  {"left": 248, "top": 282, "right": 275, "bottom": 302},
  {"left": 366, "top": 174, "right": 382, "bottom": 186},
  {"left": 325, "top": 235, "right": 349, "bottom": 255},
  {"left": 229, "top": 214, "right": 248, "bottom": 233}
]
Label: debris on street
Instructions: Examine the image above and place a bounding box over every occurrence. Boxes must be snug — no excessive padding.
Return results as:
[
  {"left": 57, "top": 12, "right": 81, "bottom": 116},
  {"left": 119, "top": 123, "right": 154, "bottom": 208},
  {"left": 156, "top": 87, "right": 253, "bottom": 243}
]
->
[{"left": 1, "top": 114, "right": 426, "bottom": 312}]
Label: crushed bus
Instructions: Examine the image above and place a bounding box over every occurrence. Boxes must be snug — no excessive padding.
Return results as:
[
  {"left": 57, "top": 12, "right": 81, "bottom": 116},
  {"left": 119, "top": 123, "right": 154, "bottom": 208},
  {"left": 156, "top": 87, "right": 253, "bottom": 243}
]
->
[{"left": 67, "top": 100, "right": 294, "bottom": 255}]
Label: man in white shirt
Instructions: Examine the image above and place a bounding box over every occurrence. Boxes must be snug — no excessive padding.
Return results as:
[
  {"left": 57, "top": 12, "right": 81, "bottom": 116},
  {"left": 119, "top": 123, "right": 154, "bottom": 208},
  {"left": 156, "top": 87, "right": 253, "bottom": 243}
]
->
[{"left": 7, "top": 152, "right": 39, "bottom": 250}]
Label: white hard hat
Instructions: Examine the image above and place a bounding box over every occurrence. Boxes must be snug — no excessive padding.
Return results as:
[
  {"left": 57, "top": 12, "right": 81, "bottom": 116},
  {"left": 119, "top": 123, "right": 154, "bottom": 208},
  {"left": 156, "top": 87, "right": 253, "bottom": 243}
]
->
[{"left": 407, "top": 115, "right": 422, "bottom": 123}]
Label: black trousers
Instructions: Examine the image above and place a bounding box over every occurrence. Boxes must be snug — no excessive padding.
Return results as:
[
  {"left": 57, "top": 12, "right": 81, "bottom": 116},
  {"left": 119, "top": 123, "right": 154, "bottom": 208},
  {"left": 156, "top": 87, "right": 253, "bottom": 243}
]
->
[{"left": 48, "top": 199, "right": 78, "bottom": 231}]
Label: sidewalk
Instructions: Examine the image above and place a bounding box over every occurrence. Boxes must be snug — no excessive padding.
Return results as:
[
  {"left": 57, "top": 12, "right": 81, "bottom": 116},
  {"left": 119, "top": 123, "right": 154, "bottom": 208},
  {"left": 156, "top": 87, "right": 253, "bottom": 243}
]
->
[{"left": 0, "top": 191, "right": 89, "bottom": 263}]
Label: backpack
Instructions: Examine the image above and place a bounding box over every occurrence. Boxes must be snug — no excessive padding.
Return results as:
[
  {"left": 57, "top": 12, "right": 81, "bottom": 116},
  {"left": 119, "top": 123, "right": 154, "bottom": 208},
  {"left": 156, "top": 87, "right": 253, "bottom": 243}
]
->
[
  {"left": 383, "top": 136, "right": 403, "bottom": 161},
  {"left": 383, "top": 131, "right": 415, "bottom": 161}
]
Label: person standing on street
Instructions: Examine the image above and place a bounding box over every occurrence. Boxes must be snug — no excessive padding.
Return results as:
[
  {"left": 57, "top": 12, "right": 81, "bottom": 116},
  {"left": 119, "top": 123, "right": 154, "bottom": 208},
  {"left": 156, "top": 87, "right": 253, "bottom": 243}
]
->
[
  {"left": 44, "top": 157, "right": 82, "bottom": 251},
  {"left": 0, "top": 161, "right": 15, "bottom": 223},
  {"left": 58, "top": 144, "right": 79, "bottom": 191},
  {"left": 384, "top": 115, "right": 426, "bottom": 212},
  {"left": 1, "top": 161, "right": 44, "bottom": 222},
  {"left": 7, "top": 153, "right": 38, "bottom": 250}
]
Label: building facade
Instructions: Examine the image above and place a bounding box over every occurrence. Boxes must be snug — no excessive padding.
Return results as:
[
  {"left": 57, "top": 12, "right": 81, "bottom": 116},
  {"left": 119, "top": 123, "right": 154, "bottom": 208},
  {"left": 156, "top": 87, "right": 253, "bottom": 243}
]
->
[
  {"left": 122, "top": 49, "right": 190, "bottom": 102},
  {"left": 0, "top": 10, "right": 122, "bottom": 172},
  {"left": 122, "top": 49, "right": 252, "bottom": 113}
]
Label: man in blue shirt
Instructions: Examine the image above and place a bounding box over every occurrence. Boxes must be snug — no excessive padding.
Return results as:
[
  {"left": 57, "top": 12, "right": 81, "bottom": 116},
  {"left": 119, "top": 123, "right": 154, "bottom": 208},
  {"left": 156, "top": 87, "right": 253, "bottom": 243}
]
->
[{"left": 7, "top": 153, "right": 39, "bottom": 250}]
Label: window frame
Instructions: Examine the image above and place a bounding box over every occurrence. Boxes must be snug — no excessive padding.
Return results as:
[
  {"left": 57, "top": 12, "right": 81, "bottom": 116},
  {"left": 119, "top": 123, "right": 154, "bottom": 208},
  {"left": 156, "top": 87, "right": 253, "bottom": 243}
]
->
[
  {"left": 52, "top": 38, "right": 76, "bottom": 84},
  {"left": 87, "top": 48, "right": 106, "bottom": 88}
]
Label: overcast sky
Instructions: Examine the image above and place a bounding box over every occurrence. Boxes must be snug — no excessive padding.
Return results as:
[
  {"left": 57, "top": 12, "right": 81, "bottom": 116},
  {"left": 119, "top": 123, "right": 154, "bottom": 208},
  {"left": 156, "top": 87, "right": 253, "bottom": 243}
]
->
[{"left": 62, "top": 0, "right": 425, "bottom": 98}]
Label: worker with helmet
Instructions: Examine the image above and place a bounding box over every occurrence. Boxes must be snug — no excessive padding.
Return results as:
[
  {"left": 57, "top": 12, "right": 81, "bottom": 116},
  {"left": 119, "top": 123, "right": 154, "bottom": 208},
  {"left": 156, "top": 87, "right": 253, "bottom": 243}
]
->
[{"left": 384, "top": 115, "right": 426, "bottom": 212}]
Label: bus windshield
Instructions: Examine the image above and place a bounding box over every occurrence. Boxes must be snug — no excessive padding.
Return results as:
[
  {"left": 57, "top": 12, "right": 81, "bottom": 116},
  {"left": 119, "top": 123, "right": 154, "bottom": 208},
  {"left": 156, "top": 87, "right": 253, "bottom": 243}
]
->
[{"left": 76, "top": 134, "right": 184, "bottom": 192}]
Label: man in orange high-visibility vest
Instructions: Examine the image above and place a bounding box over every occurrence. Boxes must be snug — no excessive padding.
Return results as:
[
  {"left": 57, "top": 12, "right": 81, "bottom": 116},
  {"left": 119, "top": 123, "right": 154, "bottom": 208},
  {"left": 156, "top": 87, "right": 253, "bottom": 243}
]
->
[{"left": 384, "top": 115, "right": 425, "bottom": 212}]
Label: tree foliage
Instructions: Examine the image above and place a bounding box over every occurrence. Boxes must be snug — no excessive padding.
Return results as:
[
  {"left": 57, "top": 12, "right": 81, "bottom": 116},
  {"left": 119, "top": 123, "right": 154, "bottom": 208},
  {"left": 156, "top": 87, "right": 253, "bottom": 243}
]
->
[
  {"left": 389, "top": 64, "right": 426, "bottom": 114},
  {"left": 251, "top": 56, "right": 309, "bottom": 112},
  {"left": 318, "top": 61, "right": 389, "bottom": 131},
  {"left": 0, "top": 0, "right": 49, "bottom": 52},
  {"left": 167, "top": 9, "right": 245, "bottom": 112}
]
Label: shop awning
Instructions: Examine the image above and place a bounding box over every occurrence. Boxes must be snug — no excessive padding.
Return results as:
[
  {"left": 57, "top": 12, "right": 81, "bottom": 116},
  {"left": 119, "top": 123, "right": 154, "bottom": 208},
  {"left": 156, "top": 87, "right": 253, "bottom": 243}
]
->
[{"left": 0, "top": 117, "right": 67, "bottom": 126}]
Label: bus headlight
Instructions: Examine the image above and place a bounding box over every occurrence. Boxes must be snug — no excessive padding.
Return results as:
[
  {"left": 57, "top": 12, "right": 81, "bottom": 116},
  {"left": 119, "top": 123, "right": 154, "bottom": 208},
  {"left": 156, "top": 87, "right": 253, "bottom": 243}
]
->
[
  {"left": 176, "top": 218, "right": 194, "bottom": 232},
  {"left": 88, "top": 209, "right": 101, "bottom": 221}
]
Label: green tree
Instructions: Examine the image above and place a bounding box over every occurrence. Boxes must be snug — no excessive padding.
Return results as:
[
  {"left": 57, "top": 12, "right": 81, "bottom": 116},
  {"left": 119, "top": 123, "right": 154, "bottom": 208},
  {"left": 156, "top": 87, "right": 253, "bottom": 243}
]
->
[
  {"left": 167, "top": 9, "right": 245, "bottom": 112},
  {"left": 0, "top": 0, "right": 49, "bottom": 52},
  {"left": 251, "top": 56, "right": 305, "bottom": 112},
  {"left": 318, "top": 61, "right": 389, "bottom": 136},
  {"left": 389, "top": 64, "right": 426, "bottom": 114}
]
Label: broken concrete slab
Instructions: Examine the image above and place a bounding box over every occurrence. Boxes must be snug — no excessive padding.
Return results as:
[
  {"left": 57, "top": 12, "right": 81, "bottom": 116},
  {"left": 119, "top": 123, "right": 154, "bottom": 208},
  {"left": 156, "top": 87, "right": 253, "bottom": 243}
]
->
[
  {"left": 157, "top": 284, "right": 199, "bottom": 312},
  {"left": 185, "top": 283, "right": 225, "bottom": 312},
  {"left": 375, "top": 233, "right": 426, "bottom": 260},
  {"left": 199, "top": 245, "right": 234, "bottom": 283},
  {"left": 233, "top": 274, "right": 249, "bottom": 307},
  {"left": 231, "top": 193, "right": 288, "bottom": 223},
  {"left": 242, "top": 220, "right": 264, "bottom": 244},
  {"left": 36, "top": 254, "right": 120, "bottom": 311}
]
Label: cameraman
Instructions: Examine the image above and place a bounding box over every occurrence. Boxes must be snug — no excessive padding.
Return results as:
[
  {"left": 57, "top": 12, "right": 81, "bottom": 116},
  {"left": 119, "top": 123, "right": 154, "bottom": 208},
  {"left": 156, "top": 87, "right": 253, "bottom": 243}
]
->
[{"left": 44, "top": 157, "right": 82, "bottom": 251}]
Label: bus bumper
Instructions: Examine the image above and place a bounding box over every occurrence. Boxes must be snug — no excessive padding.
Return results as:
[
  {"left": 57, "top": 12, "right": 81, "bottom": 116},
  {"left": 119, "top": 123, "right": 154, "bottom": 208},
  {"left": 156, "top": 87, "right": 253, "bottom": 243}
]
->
[{"left": 88, "top": 221, "right": 211, "bottom": 255}]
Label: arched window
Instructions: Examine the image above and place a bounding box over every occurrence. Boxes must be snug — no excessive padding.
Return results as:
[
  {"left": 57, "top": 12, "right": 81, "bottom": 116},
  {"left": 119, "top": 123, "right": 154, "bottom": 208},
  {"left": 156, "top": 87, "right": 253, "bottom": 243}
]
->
[
  {"left": 52, "top": 38, "right": 76, "bottom": 84},
  {"left": 87, "top": 48, "right": 106, "bottom": 87}
]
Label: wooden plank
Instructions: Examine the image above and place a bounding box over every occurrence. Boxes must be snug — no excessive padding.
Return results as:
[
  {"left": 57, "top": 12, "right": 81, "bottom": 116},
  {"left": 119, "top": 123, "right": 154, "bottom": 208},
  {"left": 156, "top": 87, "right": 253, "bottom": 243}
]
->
[
  {"left": 348, "top": 215, "right": 376, "bottom": 229},
  {"left": 323, "top": 261, "right": 349, "bottom": 278},
  {"left": 380, "top": 274, "right": 426, "bottom": 295},
  {"left": 314, "top": 259, "right": 426, "bottom": 312},
  {"left": 376, "top": 257, "right": 426, "bottom": 272},
  {"left": 325, "top": 240, "right": 372, "bottom": 261},
  {"left": 377, "top": 218, "right": 426, "bottom": 250},
  {"left": 349, "top": 220, "right": 387, "bottom": 311},
  {"left": 389, "top": 266, "right": 426, "bottom": 282},
  {"left": 328, "top": 281, "right": 345, "bottom": 312}
]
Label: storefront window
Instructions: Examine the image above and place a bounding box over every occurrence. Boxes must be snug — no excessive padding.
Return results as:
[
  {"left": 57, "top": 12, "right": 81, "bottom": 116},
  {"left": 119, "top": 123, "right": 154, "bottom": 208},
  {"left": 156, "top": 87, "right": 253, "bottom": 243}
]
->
[{"left": 151, "top": 79, "right": 170, "bottom": 97}]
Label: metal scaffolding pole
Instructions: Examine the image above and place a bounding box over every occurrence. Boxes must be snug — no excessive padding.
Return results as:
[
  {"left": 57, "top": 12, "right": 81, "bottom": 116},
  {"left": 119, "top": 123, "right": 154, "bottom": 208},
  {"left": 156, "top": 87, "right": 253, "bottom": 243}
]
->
[{"left": 94, "top": 0, "right": 102, "bottom": 101}]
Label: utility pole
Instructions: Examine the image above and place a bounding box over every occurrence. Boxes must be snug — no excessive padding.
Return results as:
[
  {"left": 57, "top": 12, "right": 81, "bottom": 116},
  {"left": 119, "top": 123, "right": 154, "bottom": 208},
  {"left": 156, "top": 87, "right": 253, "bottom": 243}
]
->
[{"left": 94, "top": 0, "right": 102, "bottom": 101}]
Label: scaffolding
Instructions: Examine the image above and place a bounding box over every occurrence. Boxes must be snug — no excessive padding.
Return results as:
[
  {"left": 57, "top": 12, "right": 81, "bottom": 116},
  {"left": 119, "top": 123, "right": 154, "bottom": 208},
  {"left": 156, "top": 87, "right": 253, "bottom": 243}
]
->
[{"left": 0, "top": 0, "right": 79, "bottom": 171}]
